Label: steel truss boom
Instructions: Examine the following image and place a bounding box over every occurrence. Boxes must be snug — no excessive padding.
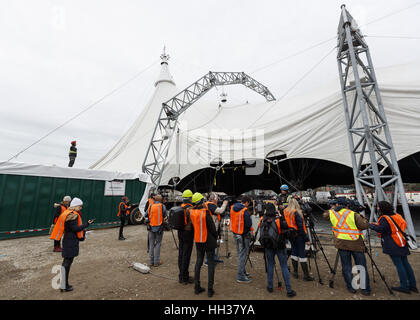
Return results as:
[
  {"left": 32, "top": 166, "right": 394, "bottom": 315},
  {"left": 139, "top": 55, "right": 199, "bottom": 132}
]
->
[
  {"left": 336, "top": 5, "right": 416, "bottom": 245},
  {"left": 142, "top": 71, "right": 276, "bottom": 188}
]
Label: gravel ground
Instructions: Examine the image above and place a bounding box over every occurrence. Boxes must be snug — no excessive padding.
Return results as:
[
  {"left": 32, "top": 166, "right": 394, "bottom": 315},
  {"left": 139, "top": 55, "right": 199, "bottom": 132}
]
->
[{"left": 0, "top": 224, "right": 419, "bottom": 300}]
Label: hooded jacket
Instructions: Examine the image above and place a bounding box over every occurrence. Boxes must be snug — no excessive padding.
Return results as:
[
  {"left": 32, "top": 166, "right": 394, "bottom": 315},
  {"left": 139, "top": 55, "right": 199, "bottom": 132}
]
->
[{"left": 232, "top": 202, "right": 252, "bottom": 235}]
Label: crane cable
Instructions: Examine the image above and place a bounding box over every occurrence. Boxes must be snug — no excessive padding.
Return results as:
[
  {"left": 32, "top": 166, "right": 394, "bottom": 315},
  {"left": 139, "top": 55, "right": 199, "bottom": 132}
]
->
[{"left": 8, "top": 60, "right": 158, "bottom": 161}]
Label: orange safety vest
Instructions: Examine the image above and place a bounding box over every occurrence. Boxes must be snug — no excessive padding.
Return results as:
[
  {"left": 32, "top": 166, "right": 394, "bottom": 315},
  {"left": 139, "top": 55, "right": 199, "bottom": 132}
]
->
[
  {"left": 50, "top": 209, "right": 84, "bottom": 241},
  {"left": 189, "top": 208, "right": 208, "bottom": 243},
  {"left": 148, "top": 203, "right": 163, "bottom": 227},
  {"left": 283, "top": 208, "right": 307, "bottom": 234},
  {"left": 181, "top": 203, "right": 193, "bottom": 225},
  {"left": 205, "top": 201, "right": 221, "bottom": 222},
  {"left": 117, "top": 202, "right": 129, "bottom": 217},
  {"left": 54, "top": 204, "right": 67, "bottom": 224},
  {"left": 230, "top": 207, "right": 247, "bottom": 235},
  {"left": 378, "top": 214, "right": 407, "bottom": 247}
]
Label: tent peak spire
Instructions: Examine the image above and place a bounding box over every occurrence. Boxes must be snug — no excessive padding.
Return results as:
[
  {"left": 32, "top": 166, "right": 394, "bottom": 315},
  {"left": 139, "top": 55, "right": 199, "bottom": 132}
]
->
[
  {"left": 160, "top": 45, "right": 170, "bottom": 65},
  {"left": 155, "top": 47, "right": 175, "bottom": 87}
]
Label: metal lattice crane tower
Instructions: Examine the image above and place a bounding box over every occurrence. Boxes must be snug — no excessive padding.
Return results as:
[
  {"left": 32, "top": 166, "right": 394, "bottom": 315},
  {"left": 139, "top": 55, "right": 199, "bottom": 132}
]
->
[
  {"left": 142, "top": 55, "right": 276, "bottom": 188},
  {"left": 336, "top": 5, "right": 416, "bottom": 245}
]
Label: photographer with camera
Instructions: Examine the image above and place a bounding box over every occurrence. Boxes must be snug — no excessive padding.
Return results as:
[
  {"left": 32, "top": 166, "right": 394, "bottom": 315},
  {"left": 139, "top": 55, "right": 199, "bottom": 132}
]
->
[
  {"left": 204, "top": 193, "right": 228, "bottom": 264},
  {"left": 259, "top": 202, "right": 296, "bottom": 297},
  {"left": 283, "top": 198, "right": 314, "bottom": 281},
  {"left": 145, "top": 194, "right": 167, "bottom": 267},
  {"left": 322, "top": 197, "right": 371, "bottom": 295},
  {"left": 230, "top": 195, "right": 253, "bottom": 283},
  {"left": 369, "top": 201, "right": 418, "bottom": 294}
]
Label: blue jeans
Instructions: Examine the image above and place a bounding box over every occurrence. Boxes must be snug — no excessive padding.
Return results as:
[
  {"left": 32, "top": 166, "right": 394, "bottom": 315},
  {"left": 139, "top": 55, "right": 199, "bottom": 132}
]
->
[
  {"left": 148, "top": 230, "right": 163, "bottom": 265},
  {"left": 233, "top": 233, "right": 250, "bottom": 281},
  {"left": 338, "top": 249, "right": 371, "bottom": 292},
  {"left": 390, "top": 255, "right": 417, "bottom": 290},
  {"left": 265, "top": 248, "right": 292, "bottom": 293}
]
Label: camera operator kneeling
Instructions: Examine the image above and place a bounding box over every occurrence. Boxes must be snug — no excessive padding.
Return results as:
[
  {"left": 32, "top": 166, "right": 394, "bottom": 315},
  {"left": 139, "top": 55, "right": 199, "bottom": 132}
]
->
[{"left": 259, "top": 203, "right": 296, "bottom": 297}]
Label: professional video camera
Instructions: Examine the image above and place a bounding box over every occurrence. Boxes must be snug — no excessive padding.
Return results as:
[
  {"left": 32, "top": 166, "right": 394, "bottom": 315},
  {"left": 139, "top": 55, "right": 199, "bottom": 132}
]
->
[
  {"left": 217, "top": 195, "right": 237, "bottom": 217},
  {"left": 346, "top": 198, "right": 365, "bottom": 213},
  {"left": 295, "top": 196, "right": 315, "bottom": 228}
]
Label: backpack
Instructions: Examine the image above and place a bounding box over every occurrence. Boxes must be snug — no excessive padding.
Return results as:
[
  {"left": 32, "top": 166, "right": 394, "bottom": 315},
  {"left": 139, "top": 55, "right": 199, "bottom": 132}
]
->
[
  {"left": 168, "top": 206, "right": 185, "bottom": 230},
  {"left": 259, "top": 216, "right": 284, "bottom": 250}
]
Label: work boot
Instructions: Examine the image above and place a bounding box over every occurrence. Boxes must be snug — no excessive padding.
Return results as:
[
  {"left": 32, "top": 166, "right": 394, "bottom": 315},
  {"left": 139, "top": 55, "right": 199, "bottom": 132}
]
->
[
  {"left": 287, "top": 290, "right": 296, "bottom": 298},
  {"left": 291, "top": 260, "right": 299, "bottom": 279},
  {"left": 119, "top": 236, "right": 126, "bottom": 240},
  {"left": 300, "top": 262, "right": 314, "bottom": 281},
  {"left": 60, "top": 286, "right": 73, "bottom": 292},
  {"left": 208, "top": 288, "right": 215, "bottom": 298},
  {"left": 195, "top": 282, "right": 205, "bottom": 294},
  {"left": 410, "top": 287, "right": 419, "bottom": 293},
  {"left": 53, "top": 246, "right": 62, "bottom": 252},
  {"left": 391, "top": 286, "right": 411, "bottom": 294}
]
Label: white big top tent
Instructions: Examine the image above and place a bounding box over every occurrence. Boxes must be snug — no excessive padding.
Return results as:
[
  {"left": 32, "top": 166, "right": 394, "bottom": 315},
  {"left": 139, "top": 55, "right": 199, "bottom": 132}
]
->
[{"left": 91, "top": 56, "right": 420, "bottom": 208}]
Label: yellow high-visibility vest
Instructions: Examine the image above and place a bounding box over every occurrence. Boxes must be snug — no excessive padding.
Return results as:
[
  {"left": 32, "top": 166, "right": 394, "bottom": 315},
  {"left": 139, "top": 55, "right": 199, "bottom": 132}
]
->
[{"left": 329, "top": 208, "right": 363, "bottom": 241}]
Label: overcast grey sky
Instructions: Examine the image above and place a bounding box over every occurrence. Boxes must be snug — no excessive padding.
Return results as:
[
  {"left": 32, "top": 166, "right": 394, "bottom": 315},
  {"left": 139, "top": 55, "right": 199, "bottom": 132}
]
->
[{"left": 1, "top": 0, "right": 419, "bottom": 168}]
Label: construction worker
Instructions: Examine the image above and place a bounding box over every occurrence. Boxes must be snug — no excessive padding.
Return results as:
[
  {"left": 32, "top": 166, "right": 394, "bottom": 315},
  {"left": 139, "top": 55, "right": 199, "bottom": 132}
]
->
[
  {"left": 186, "top": 192, "right": 218, "bottom": 297},
  {"left": 369, "top": 201, "right": 418, "bottom": 294},
  {"left": 145, "top": 194, "right": 167, "bottom": 267},
  {"left": 230, "top": 195, "right": 253, "bottom": 283},
  {"left": 323, "top": 197, "right": 371, "bottom": 295},
  {"left": 277, "top": 184, "right": 292, "bottom": 212},
  {"left": 50, "top": 197, "right": 94, "bottom": 292},
  {"left": 283, "top": 198, "right": 314, "bottom": 281},
  {"left": 51, "top": 195, "right": 71, "bottom": 252},
  {"left": 259, "top": 203, "right": 296, "bottom": 297},
  {"left": 178, "top": 189, "right": 194, "bottom": 284},
  {"left": 68, "top": 141, "right": 77, "bottom": 167},
  {"left": 204, "top": 193, "right": 228, "bottom": 264},
  {"left": 117, "top": 196, "right": 131, "bottom": 240}
]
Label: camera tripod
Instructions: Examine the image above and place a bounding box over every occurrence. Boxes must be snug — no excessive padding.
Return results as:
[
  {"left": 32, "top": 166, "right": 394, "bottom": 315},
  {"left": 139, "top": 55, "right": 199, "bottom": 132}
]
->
[
  {"left": 304, "top": 213, "right": 334, "bottom": 285},
  {"left": 216, "top": 214, "right": 231, "bottom": 259},
  {"left": 328, "top": 236, "right": 394, "bottom": 295}
]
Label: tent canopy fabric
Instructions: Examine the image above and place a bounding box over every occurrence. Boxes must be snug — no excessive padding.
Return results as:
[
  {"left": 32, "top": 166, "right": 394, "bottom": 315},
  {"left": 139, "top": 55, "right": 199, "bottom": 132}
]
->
[
  {"left": 0, "top": 161, "right": 150, "bottom": 182},
  {"left": 90, "top": 59, "right": 420, "bottom": 190}
]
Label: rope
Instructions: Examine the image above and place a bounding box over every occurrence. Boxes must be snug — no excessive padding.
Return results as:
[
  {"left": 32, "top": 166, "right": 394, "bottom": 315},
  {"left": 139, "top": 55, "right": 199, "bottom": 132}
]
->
[
  {"left": 7, "top": 60, "right": 158, "bottom": 161},
  {"left": 248, "top": 46, "right": 336, "bottom": 129}
]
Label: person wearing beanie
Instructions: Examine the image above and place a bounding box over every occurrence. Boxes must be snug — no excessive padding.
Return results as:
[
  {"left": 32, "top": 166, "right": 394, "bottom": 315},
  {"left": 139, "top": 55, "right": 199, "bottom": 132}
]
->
[
  {"left": 369, "top": 201, "right": 418, "bottom": 294},
  {"left": 322, "top": 196, "right": 371, "bottom": 295},
  {"left": 50, "top": 197, "right": 94, "bottom": 292},
  {"left": 259, "top": 203, "right": 296, "bottom": 297},
  {"left": 51, "top": 195, "right": 72, "bottom": 252}
]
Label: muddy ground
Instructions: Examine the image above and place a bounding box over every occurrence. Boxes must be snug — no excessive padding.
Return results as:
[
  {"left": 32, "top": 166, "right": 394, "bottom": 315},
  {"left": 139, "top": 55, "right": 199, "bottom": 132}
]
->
[{"left": 0, "top": 224, "right": 419, "bottom": 300}]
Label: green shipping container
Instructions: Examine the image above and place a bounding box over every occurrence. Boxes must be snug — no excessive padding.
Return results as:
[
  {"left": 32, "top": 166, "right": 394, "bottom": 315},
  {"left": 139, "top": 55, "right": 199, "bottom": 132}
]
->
[{"left": 0, "top": 162, "right": 149, "bottom": 240}]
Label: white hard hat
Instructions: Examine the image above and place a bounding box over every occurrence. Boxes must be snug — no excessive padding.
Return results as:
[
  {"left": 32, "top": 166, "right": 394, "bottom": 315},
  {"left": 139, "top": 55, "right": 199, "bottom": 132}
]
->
[
  {"left": 70, "top": 197, "right": 83, "bottom": 207},
  {"left": 63, "top": 195, "right": 71, "bottom": 202}
]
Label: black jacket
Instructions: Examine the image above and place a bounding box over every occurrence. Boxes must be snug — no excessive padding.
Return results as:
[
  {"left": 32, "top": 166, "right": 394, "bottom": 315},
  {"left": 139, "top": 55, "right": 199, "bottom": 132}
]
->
[
  {"left": 189, "top": 207, "right": 218, "bottom": 251},
  {"left": 69, "top": 146, "right": 77, "bottom": 158},
  {"left": 62, "top": 218, "right": 89, "bottom": 259},
  {"left": 369, "top": 214, "right": 410, "bottom": 257}
]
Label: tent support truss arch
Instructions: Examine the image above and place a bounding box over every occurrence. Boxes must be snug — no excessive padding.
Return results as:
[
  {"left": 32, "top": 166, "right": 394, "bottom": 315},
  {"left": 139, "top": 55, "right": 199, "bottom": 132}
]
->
[
  {"left": 337, "top": 5, "right": 416, "bottom": 245},
  {"left": 142, "top": 71, "right": 276, "bottom": 188}
]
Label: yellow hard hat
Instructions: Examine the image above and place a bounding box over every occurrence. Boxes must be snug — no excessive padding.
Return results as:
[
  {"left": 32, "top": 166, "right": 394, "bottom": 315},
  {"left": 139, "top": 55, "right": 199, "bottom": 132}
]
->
[
  {"left": 182, "top": 189, "right": 193, "bottom": 198},
  {"left": 192, "top": 192, "right": 204, "bottom": 204}
]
